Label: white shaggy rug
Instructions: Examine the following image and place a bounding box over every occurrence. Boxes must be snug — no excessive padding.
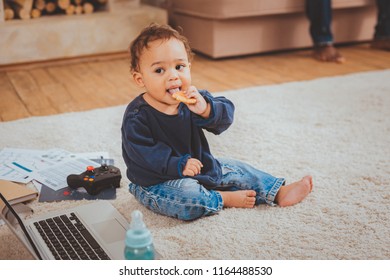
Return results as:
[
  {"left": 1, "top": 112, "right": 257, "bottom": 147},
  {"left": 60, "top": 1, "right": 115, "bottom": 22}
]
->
[{"left": 1, "top": 70, "right": 389, "bottom": 260}]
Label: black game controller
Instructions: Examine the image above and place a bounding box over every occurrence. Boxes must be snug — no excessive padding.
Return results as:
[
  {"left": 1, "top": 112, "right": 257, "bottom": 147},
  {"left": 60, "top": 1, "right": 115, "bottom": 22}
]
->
[{"left": 67, "top": 162, "right": 122, "bottom": 195}]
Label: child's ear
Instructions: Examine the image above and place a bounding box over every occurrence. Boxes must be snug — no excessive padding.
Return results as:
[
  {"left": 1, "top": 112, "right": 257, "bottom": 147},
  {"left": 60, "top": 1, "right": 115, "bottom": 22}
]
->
[{"left": 132, "top": 72, "right": 145, "bottom": 88}]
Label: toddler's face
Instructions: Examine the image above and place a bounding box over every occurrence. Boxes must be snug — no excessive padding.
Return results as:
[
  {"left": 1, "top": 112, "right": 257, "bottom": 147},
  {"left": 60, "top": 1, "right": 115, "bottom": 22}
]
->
[{"left": 133, "top": 38, "right": 191, "bottom": 108}]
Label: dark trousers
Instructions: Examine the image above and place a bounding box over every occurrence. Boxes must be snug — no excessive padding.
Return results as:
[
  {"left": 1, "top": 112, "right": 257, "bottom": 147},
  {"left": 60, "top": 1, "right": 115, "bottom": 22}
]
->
[
  {"left": 374, "top": 0, "right": 390, "bottom": 39},
  {"left": 306, "top": 0, "right": 390, "bottom": 45}
]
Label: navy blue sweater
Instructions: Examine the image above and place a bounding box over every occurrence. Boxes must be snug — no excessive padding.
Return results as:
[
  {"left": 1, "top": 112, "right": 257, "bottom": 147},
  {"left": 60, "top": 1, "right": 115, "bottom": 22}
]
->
[{"left": 121, "top": 90, "right": 234, "bottom": 188}]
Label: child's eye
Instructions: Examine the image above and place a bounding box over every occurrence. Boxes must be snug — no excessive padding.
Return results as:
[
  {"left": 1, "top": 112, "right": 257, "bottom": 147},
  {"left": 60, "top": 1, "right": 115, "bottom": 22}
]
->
[
  {"left": 176, "top": 64, "right": 185, "bottom": 71},
  {"left": 155, "top": 68, "right": 164, "bottom": 74}
]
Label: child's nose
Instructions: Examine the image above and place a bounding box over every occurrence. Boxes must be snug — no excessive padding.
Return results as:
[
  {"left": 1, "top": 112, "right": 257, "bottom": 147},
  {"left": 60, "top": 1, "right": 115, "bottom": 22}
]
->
[{"left": 168, "top": 68, "right": 179, "bottom": 80}]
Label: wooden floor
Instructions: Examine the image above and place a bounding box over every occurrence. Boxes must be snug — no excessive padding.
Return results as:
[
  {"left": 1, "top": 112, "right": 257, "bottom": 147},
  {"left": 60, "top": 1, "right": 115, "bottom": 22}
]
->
[{"left": 1, "top": 43, "right": 389, "bottom": 122}]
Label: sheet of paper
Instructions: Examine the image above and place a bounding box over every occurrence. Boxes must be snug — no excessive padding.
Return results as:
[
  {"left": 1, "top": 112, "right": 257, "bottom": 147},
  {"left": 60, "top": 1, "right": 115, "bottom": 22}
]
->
[
  {"left": 29, "top": 180, "right": 42, "bottom": 193},
  {"left": 32, "top": 157, "right": 100, "bottom": 191},
  {"left": 70, "top": 151, "right": 110, "bottom": 160},
  {"left": 0, "top": 165, "right": 32, "bottom": 183},
  {"left": 0, "top": 148, "right": 44, "bottom": 164},
  {"left": 0, "top": 148, "right": 44, "bottom": 183},
  {"left": 0, "top": 148, "right": 110, "bottom": 190},
  {"left": 38, "top": 184, "right": 116, "bottom": 202},
  {"left": 5, "top": 148, "right": 72, "bottom": 175},
  {"left": 39, "top": 148, "right": 72, "bottom": 163}
]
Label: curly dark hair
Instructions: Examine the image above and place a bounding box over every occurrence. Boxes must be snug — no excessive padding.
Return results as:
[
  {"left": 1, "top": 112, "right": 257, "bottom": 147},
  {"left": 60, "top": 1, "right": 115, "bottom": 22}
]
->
[{"left": 129, "top": 23, "right": 193, "bottom": 73}]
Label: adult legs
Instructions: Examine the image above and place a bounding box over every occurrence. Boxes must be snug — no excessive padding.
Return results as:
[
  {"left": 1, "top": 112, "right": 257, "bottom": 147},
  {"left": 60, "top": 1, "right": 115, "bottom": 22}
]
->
[
  {"left": 372, "top": 0, "right": 390, "bottom": 50},
  {"left": 306, "top": 0, "right": 333, "bottom": 45},
  {"left": 305, "top": 0, "right": 345, "bottom": 62}
]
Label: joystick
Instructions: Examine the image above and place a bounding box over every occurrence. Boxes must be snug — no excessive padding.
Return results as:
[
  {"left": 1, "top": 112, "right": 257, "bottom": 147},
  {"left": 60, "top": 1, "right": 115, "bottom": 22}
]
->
[{"left": 67, "top": 161, "right": 122, "bottom": 195}]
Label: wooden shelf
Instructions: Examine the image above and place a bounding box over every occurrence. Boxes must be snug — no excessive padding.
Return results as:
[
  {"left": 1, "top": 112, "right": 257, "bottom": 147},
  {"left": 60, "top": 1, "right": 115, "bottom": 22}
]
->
[
  {"left": 1, "top": 0, "right": 114, "bottom": 22},
  {"left": 0, "top": 1, "right": 167, "bottom": 65}
]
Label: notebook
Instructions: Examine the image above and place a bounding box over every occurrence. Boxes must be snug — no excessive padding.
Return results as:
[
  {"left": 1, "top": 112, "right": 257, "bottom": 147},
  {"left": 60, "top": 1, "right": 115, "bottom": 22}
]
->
[
  {"left": 0, "top": 193, "right": 129, "bottom": 260},
  {"left": 0, "top": 180, "right": 38, "bottom": 207}
]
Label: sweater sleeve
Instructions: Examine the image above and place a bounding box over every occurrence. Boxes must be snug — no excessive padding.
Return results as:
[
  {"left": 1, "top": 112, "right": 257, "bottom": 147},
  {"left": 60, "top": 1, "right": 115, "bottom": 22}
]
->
[
  {"left": 193, "top": 90, "right": 235, "bottom": 135},
  {"left": 122, "top": 112, "right": 190, "bottom": 181}
]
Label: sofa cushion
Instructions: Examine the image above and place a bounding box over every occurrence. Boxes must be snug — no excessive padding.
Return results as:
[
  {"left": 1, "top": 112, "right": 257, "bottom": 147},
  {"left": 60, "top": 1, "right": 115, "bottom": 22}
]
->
[{"left": 171, "top": 0, "right": 375, "bottom": 19}]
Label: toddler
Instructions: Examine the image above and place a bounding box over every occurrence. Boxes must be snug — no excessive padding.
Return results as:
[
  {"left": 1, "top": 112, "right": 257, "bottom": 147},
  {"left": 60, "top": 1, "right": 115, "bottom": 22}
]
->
[{"left": 121, "top": 23, "right": 313, "bottom": 220}]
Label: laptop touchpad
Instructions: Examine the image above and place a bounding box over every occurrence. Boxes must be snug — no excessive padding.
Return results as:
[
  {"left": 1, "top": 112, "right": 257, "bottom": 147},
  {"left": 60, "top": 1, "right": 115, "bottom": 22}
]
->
[{"left": 92, "top": 219, "right": 126, "bottom": 244}]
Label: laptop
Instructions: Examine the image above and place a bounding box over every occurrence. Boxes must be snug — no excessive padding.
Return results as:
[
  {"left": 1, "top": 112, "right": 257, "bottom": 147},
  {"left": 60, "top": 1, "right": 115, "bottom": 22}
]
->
[{"left": 0, "top": 193, "right": 129, "bottom": 260}]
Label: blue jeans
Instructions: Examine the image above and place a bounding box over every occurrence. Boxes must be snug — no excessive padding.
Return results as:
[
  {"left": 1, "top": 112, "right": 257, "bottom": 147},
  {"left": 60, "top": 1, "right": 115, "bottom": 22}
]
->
[
  {"left": 128, "top": 158, "right": 285, "bottom": 221},
  {"left": 306, "top": 0, "right": 333, "bottom": 45},
  {"left": 306, "top": 0, "right": 390, "bottom": 45}
]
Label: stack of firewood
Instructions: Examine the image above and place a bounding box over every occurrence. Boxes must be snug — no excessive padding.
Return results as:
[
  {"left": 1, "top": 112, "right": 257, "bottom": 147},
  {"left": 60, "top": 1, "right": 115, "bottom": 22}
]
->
[{"left": 3, "top": 0, "right": 108, "bottom": 20}]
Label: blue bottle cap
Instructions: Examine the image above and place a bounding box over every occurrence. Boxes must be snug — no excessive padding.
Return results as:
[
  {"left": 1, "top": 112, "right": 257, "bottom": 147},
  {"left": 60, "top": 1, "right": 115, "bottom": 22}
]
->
[{"left": 125, "top": 210, "right": 153, "bottom": 248}]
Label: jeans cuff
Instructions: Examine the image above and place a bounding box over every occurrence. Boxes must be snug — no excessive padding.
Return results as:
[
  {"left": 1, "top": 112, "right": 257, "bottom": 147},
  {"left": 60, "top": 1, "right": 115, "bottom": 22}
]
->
[
  {"left": 265, "top": 178, "right": 285, "bottom": 206},
  {"left": 213, "top": 190, "right": 224, "bottom": 211},
  {"left": 315, "top": 41, "right": 334, "bottom": 47}
]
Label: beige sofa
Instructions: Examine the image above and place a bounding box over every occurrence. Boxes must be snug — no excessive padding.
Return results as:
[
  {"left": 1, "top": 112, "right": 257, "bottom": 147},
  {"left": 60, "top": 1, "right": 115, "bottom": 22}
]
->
[{"left": 169, "top": 0, "right": 377, "bottom": 58}]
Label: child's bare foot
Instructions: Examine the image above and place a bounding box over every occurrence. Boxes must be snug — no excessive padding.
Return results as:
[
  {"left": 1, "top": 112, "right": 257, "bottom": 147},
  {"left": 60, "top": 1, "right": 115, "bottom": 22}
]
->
[
  {"left": 218, "top": 190, "right": 256, "bottom": 208},
  {"left": 275, "top": 176, "right": 313, "bottom": 207},
  {"left": 313, "top": 45, "right": 345, "bottom": 63}
]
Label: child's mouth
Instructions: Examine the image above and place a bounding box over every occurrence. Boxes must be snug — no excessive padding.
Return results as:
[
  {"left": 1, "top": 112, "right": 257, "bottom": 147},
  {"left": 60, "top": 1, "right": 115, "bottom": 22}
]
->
[{"left": 167, "top": 87, "right": 181, "bottom": 95}]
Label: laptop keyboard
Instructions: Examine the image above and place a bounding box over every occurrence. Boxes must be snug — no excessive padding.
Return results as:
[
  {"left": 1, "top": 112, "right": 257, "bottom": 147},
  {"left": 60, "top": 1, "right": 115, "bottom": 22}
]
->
[{"left": 33, "top": 212, "right": 110, "bottom": 260}]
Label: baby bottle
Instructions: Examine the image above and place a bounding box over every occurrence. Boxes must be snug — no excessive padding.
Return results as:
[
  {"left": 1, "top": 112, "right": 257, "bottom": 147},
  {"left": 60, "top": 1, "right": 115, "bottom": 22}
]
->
[{"left": 124, "top": 210, "right": 155, "bottom": 260}]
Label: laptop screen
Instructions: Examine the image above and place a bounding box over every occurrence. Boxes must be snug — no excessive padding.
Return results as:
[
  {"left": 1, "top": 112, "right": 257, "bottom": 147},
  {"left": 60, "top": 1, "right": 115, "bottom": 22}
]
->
[{"left": 0, "top": 193, "right": 42, "bottom": 259}]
